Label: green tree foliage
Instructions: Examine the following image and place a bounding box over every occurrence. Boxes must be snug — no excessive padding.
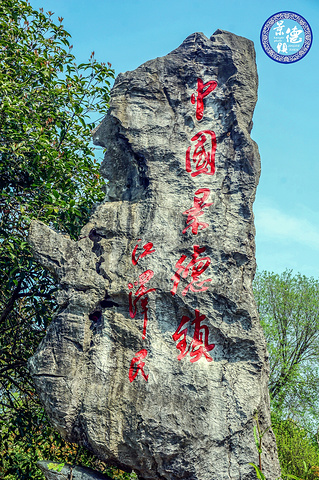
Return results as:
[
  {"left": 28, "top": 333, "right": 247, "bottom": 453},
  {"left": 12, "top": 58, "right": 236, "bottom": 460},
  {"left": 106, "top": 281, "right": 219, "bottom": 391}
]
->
[
  {"left": 250, "top": 416, "right": 319, "bottom": 480},
  {"left": 253, "top": 270, "right": 319, "bottom": 429},
  {"left": 0, "top": 0, "right": 115, "bottom": 477},
  {"left": 272, "top": 418, "right": 319, "bottom": 480}
]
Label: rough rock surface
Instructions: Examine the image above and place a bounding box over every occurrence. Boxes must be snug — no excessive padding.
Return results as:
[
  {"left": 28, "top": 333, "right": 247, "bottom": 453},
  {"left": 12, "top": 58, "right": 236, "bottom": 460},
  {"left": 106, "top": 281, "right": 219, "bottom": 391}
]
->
[
  {"left": 37, "top": 461, "right": 111, "bottom": 480},
  {"left": 29, "top": 30, "right": 280, "bottom": 480}
]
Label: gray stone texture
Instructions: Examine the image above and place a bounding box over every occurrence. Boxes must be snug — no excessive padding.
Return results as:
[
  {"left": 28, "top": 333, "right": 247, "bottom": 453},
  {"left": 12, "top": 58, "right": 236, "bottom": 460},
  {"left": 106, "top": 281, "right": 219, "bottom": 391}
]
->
[
  {"left": 29, "top": 30, "right": 280, "bottom": 480},
  {"left": 37, "top": 461, "right": 111, "bottom": 480}
]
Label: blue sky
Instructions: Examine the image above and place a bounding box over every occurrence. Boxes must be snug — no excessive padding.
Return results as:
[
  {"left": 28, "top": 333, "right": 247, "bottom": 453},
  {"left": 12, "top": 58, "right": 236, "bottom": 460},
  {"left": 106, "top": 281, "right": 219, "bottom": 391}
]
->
[{"left": 31, "top": 0, "right": 319, "bottom": 277}]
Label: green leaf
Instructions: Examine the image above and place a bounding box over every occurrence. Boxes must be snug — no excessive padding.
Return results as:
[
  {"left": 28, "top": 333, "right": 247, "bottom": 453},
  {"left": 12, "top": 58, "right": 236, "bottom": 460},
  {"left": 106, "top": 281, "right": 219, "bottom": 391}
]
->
[
  {"left": 253, "top": 425, "right": 260, "bottom": 450},
  {"left": 48, "top": 462, "right": 65, "bottom": 472},
  {"left": 260, "top": 426, "right": 271, "bottom": 440},
  {"left": 52, "top": 189, "right": 60, "bottom": 199},
  {"left": 282, "top": 474, "right": 303, "bottom": 480},
  {"left": 249, "top": 463, "right": 266, "bottom": 480}
]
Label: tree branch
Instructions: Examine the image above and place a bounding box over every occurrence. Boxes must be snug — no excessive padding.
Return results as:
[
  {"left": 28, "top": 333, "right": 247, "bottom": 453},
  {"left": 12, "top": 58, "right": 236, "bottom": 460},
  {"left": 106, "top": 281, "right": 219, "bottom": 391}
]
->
[{"left": 0, "top": 278, "right": 23, "bottom": 324}]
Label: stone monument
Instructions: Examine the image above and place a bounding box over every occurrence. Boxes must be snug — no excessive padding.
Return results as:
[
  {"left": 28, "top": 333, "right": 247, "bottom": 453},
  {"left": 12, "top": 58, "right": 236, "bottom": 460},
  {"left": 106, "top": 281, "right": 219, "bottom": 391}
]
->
[{"left": 29, "top": 30, "right": 281, "bottom": 480}]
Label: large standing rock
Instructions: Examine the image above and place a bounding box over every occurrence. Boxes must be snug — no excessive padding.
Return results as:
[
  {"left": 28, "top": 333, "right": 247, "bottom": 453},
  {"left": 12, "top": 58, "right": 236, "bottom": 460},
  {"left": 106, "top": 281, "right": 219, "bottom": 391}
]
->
[{"left": 29, "top": 30, "right": 280, "bottom": 480}]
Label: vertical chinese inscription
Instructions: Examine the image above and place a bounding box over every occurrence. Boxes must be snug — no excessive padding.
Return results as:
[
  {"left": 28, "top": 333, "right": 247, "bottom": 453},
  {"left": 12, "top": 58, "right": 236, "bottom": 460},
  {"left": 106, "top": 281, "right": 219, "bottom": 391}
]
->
[
  {"left": 128, "top": 240, "right": 156, "bottom": 382},
  {"left": 171, "top": 76, "right": 218, "bottom": 363}
]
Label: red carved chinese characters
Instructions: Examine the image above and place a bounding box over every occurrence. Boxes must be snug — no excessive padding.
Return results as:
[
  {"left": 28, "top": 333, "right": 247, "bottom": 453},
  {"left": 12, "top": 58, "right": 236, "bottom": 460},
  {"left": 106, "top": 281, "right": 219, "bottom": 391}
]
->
[
  {"left": 128, "top": 269, "right": 156, "bottom": 339},
  {"left": 183, "top": 188, "right": 213, "bottom": 235},
  {"left": 172, "top": 309, "right": 215, "bottom": 362},
  {"left": 191, "top": 78, "right": 217, "bottom": 121},
  {"left": 128, "top": 240, "right": 156, "bottom": 383},
  {"left": 129, "top": 349, "right": 149, "bottom": 382},
  {"left": 171, "top": 245, "right": 212, "bottom": 296},
  {"left": 132, "top": 239, "right": 155, "bottom": 266},
  {"left": 185, "top": 130, "right": 216, "bottom": 177},
  {"left": 169, "top": 76, "right": 218, "bottom": 364}
]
